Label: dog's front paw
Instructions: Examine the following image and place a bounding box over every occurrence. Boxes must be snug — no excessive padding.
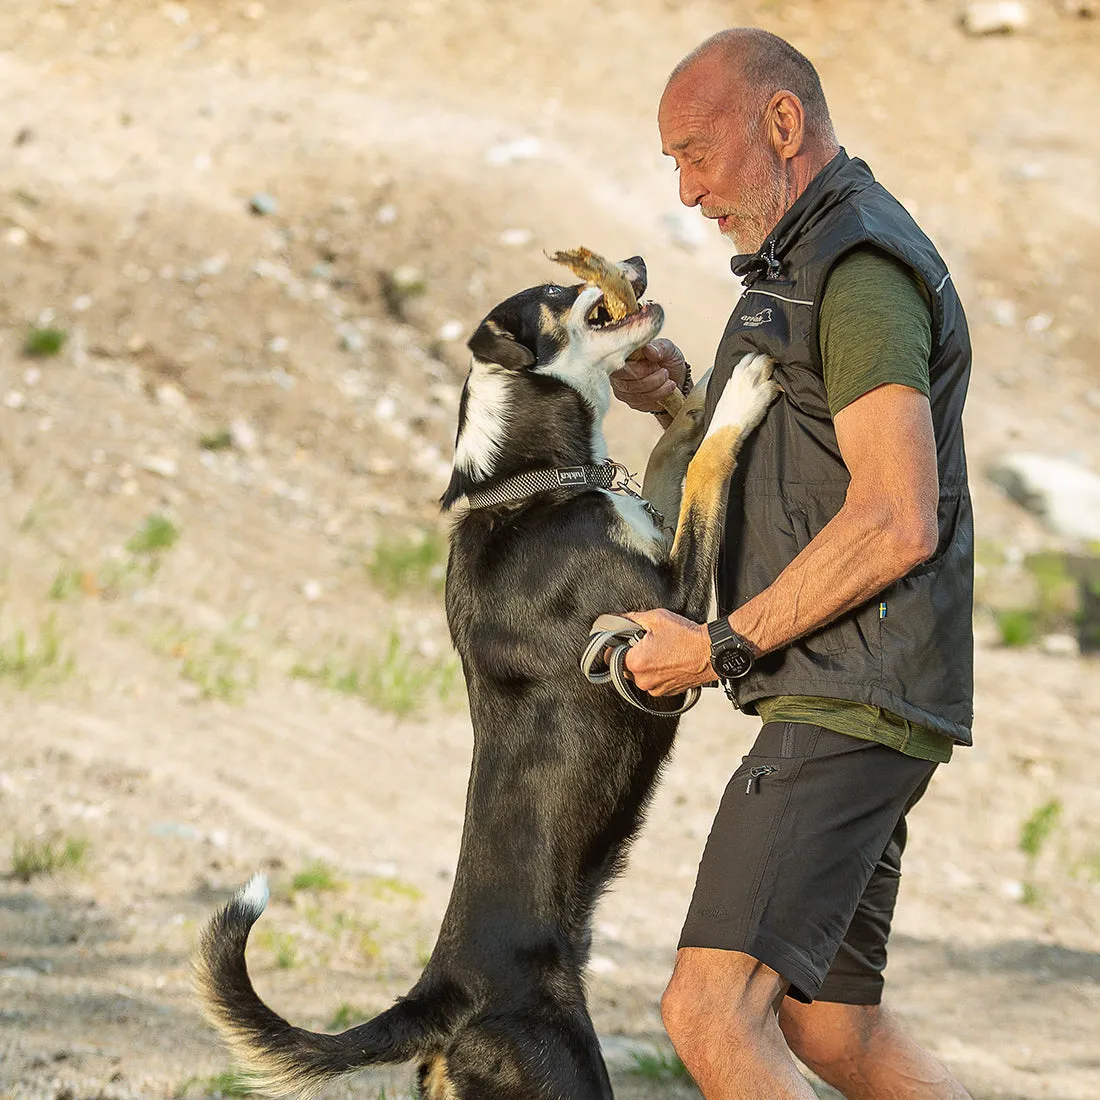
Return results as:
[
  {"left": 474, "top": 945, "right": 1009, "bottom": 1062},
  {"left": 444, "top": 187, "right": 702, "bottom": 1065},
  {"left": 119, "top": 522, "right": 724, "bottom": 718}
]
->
[{"left": 706, "top": 353, "right": 780, "bottom": 440}]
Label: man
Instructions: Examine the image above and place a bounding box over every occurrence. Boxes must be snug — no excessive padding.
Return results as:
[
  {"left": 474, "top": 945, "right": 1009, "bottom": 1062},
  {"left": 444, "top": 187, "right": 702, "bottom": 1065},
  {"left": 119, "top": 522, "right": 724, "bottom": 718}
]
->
[{"left": 612, "top": 29, "right": 974, "bottom": 1100}]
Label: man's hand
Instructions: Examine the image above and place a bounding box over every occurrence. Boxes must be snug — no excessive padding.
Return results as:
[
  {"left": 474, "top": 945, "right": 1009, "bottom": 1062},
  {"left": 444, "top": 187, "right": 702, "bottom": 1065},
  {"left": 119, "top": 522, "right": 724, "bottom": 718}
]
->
[
  {"left": 611, "top": 339, "right": 688, "bottom": 413},
  {"left": 622, "top": 608, "right": 715, "bottom": 696}
]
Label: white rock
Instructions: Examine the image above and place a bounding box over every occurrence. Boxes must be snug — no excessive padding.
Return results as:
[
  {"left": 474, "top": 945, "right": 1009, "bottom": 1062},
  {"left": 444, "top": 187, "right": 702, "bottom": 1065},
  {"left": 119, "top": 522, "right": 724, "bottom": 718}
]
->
[
  {"left": 375, "top": 203, "right": 398, "bottom": 226},
  {"left": 1011, "top": 161, "right": 1048, "bottom": 181},
  {"left": 23, "top": 366, "right": 41, "bottom": 386},
  {"left": 267, "top": 335, "right": 289, "bottom": 354},
  {"left": 1001, "top": 879, "right": 1025, "bottom": 901},
  {"left": 1040, "top": 633, "right": 1079, "bottom": 657},
  {"left": 230, "top": 416, "right": 258, "bottom": 453},
  {"left": 3, "top": 226, "right": 29, "bottom": 246},
  {"left": 485, "top": 136, "right": 542, "bottom": 166},
  {"left": 161, "top": 2, "right": 190, "bottom": 25},
  {"left": 200, "top": 254, "right": 228, "bottom": 277},
  {"left": 499, "top": 228, "right": 533, "bottom": 248},
  {"left": 156, "top": 383, "right": 187, "bottom": 409},
  {"left": 141, "top": 454, "right": 179, "bottom": 478},
  {"left": 0, "top": 966, "right": 43, "bottom": 980},
  {"left": 72, "top": 294, "right": 93, "bottom": 312},
  {"left": 962, "top": 1, "right": 1030, "bottom": 34},
  {"left": 249, "top": 192, "right": 278, "bottom": 216},
  {"left": 4, "top": 391, "right": 26, "bottom": 410},
  {"left": 1024, "top": 312, "right": 1052, "bottom": 337},
  {"left": 986, "top": 297, "right": 1017, "bottom": 326},
  {"left": 987, "top": 453, "right": 1100, "bottom": 541},
  {"left": 339, "top": 326, "right": 366, "bottom": 353},
  {"left": 436, "top": 319, "right": 465, "bottom": 342}
]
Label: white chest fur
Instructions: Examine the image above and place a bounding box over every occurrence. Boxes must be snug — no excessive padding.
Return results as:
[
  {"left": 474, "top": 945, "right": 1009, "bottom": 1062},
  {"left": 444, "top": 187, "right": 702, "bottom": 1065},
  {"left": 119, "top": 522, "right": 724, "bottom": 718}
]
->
[{"left": 600, "top": 489, "right": 665, "bottom": 562}]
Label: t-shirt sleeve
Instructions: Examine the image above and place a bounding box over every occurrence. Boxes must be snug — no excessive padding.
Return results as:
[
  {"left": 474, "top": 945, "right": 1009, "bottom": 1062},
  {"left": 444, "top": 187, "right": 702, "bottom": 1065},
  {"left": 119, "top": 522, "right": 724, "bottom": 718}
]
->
[{"left": 818, "top": 246, "right": 933, "bottom": 418}]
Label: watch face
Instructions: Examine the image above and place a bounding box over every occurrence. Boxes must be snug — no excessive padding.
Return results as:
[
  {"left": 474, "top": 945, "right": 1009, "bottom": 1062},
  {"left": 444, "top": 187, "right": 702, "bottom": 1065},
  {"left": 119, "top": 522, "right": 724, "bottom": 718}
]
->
[{"left": 715, "top": 647, "right": 752, "bottom": 679}]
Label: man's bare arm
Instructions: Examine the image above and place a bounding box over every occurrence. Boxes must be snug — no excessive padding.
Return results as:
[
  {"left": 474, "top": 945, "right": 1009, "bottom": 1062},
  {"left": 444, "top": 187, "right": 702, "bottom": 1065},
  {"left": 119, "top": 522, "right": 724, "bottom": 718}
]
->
[{"left": 624, "top": 383, "right": 940, "bottom": 695}]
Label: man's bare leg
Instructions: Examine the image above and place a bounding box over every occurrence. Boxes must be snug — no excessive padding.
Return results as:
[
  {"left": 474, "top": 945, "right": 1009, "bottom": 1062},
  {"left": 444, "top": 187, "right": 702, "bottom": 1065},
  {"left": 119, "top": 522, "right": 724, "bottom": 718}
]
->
[
  {"left": 661, "top": 947, "right": 816, "bottom": 1099},
  {"left": 779, "top": 999, "right": 972, "bottom": 1099}
]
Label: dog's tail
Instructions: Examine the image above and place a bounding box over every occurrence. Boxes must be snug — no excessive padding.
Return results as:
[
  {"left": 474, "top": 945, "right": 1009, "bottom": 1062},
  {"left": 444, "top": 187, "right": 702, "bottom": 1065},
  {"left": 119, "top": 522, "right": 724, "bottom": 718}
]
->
[{"left": 193, "top": 875, "right": 457, "bottom": 1098}]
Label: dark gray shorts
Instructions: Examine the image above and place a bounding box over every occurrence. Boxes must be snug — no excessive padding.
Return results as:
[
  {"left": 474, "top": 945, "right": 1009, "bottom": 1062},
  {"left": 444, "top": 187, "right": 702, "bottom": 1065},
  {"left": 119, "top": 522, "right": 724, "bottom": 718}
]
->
[{"left": 678, "top": 721, "right": 936, "bottom": 1004}]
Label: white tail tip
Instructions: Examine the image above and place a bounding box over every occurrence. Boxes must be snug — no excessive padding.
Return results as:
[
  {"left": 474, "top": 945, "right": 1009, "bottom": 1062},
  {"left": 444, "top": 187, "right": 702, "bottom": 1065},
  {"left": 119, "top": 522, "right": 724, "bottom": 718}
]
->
[{"left": 235, "top": 873, "right": 270, "bottom": 918}]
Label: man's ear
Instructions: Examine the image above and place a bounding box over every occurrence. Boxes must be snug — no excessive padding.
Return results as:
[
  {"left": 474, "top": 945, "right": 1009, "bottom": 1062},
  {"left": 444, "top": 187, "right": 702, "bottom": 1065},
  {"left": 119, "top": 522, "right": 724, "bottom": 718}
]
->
[
  {"left": 767, "top": 89, "right": 805, "bottom": 161},
  {"left": 467, "top": 317, "right": 537, "bottom": 370}
]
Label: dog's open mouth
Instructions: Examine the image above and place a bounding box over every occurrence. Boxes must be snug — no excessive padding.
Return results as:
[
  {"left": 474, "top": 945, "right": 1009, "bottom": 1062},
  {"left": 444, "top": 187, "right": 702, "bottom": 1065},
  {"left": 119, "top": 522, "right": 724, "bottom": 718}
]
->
[{"left": 586, "top": 295, "right": 654, "bottom": 330}]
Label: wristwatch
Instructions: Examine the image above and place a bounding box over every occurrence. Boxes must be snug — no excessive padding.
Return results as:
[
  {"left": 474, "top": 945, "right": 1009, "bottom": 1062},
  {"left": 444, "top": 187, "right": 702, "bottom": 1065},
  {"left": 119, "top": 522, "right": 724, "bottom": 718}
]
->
[{"left": 706, "top": 617, "right": 756, "bottom": 681}]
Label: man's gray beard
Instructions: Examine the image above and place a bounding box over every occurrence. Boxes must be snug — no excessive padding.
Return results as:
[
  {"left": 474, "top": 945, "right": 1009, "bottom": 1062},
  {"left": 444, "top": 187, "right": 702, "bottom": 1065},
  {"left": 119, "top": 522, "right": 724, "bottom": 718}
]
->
[{"left": 719, "top": 161, "right": 787, "bottom": 254}]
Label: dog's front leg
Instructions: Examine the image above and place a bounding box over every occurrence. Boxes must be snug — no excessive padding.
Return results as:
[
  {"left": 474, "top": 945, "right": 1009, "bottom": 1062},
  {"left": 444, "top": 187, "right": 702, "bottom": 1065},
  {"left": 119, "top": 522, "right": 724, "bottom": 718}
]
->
[
  {"left": 640, "top": 369, "right": 711, "bottom": 530},
  {"left": 668, "top": 355, "right": 778, "bottom": 620}
]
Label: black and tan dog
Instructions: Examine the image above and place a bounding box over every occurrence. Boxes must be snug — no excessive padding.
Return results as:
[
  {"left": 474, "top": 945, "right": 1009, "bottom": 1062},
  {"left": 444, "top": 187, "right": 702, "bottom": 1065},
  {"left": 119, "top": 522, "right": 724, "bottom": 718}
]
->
[{"left": 193, "top": 258, "right": 777, "bottom": 1099}]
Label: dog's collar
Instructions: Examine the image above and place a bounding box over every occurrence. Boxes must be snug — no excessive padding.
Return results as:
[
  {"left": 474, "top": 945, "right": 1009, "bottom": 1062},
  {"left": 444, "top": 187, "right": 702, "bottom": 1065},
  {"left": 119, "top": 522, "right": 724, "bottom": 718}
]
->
[{"left": 462, "top": 460, "right": 666, "bottom": 527}]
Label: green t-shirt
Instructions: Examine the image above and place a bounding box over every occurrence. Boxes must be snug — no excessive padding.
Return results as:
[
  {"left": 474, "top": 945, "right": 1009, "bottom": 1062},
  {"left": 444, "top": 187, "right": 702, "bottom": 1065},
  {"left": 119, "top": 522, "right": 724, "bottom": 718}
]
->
[{"left": 761, "top": 246, "right": 954, "bottom": 764}]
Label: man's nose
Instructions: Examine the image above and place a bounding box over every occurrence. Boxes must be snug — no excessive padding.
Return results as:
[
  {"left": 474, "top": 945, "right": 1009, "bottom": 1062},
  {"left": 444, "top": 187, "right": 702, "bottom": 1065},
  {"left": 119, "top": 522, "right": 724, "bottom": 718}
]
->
[{"left": 678, "top": 170, "right": 704, "bottom": 208}]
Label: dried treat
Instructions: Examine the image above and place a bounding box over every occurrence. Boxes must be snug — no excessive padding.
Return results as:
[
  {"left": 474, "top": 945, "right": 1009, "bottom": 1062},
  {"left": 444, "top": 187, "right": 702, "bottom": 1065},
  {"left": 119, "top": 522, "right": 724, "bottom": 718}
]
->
[{"left": 550, "top": 247, "right": 638, "bottom": 320}]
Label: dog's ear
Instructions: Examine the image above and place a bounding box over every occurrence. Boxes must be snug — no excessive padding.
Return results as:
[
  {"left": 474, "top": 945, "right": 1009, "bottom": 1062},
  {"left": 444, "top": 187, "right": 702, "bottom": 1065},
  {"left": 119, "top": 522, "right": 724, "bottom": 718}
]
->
[{"left": 467, "top": 317, "right": 536, "bottom": 370}]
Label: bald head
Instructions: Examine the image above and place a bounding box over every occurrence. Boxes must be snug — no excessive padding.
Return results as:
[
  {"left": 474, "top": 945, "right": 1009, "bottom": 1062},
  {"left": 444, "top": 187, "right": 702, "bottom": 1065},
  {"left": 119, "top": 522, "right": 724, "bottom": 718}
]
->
[{"left": 670, "top": 28, "right": 835, "bottom": 146}]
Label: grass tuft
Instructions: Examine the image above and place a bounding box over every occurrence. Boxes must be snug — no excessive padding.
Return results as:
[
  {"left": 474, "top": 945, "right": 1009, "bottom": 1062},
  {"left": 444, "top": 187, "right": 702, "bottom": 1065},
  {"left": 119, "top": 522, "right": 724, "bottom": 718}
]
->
[
  {"left": 327, "top": 1002, "right": 369, "bottom": 1031},
  {"left": 366, "top": 530, "right": 447, "bottom": 597},
  {"left": 291, "top": 632, "right": 459, "bottom": 716},
  {"left": 626, "top": 1047, "right": 693, "bottom": 1082},
  {"left": 127, "top": 512, "right": 181, "bottom": 557},
  {"left": 1019, "top": 798, "right": 1062, "bottom": 858},
  {"left": 200, "top": 428, "right": 234, "bottom": 451},
  {"left": 994, "top": 608, "right": 1035, "bottom": 648},
  {"left": 290, "top": 860, "right": 345, "bottom": 894},
  {"left": 257, "top": 929, "right": 299, "bottom": 969},
  {"left": 12, "top": 834, "right": 88, "bottom": 881},
  {"left": 151, "top": 619, "right": 257, "bottom": 702},
  {"left": 0, "top": 617, "right": 74, "bottom": 687},
  {"left": 48, "top": 562, "right": 82, "bottom": 601},
  {"left": 175, "top": 1068, "right": 255, "bottom": 1097},
  {"left": 24, "top": 326, "right": 67, "bottom": 357}
]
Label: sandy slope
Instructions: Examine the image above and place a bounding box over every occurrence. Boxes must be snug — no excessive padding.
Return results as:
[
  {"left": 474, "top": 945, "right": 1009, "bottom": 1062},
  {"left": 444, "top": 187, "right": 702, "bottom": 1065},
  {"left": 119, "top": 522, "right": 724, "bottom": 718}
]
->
[{"left": 1, "top": 1, "right": 1099, "bottom": 1097}]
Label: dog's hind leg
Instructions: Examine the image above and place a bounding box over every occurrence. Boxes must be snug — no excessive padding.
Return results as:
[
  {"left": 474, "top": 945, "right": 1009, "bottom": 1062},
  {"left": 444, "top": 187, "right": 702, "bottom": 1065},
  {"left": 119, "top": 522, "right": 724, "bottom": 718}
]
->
[
  {"left": 640, "top": 369, "right": 711, "bottom": 530},
  {"left": 668, "top": 354, "right": 778, "bottom": 620}
]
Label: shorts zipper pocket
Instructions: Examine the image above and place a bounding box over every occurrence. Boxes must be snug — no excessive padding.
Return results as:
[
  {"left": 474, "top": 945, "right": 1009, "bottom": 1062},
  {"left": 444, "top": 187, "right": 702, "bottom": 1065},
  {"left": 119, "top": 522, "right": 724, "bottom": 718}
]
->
[{"left": 745, "top": 764, "right": 779, "bottom": 794}]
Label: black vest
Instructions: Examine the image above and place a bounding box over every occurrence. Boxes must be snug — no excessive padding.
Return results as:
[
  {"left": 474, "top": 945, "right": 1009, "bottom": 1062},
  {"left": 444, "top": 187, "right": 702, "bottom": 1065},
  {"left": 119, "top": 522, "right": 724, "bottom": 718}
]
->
[{"left": 706, "top": 150, "right": 974, "bottom": 742}]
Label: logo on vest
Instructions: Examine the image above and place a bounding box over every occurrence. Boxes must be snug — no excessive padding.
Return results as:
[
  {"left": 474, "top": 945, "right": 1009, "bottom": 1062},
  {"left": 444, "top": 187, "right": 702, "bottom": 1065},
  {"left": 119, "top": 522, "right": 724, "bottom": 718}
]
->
[{"left": 739, "top": 307, "right": 773, "bottom": 328}]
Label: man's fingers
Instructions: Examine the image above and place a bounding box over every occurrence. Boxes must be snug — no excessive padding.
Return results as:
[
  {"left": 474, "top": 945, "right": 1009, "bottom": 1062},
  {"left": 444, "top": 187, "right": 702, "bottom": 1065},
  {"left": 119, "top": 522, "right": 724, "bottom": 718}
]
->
[{"left": 613, "top": 370, "right": 671, "bottom": 395}]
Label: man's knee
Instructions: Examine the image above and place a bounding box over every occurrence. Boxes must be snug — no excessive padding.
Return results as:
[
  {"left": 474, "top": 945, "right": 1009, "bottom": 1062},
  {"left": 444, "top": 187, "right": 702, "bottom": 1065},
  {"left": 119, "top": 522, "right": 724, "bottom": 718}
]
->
[{"left": 662, "top": 947, "right": 787, "bottom": 1051}]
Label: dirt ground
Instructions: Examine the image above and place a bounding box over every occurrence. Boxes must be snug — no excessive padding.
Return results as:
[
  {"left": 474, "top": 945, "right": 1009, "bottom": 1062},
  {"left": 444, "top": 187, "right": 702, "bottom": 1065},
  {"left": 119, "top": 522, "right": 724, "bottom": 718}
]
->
[{"left": 1, "top": 1, "right": 1099, "bottom": 1097}]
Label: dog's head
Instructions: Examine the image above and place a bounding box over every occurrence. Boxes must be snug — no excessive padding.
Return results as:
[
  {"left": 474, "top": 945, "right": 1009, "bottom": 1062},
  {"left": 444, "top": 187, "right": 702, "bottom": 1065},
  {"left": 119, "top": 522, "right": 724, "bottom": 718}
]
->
[
  {"left": 466, "top": 256, "right": 664, "bottom": 379},
  {"left": 441, "top": 257, "right": 664, "bottom": 510}
]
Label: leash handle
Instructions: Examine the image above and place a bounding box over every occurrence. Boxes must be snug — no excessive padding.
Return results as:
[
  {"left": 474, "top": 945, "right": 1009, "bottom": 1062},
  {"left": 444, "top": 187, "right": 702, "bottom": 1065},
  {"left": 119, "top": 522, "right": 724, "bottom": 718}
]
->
[{"left": 580, "top": 615, "right": 701, "bottom": 718}]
